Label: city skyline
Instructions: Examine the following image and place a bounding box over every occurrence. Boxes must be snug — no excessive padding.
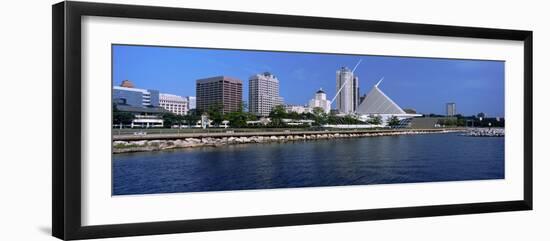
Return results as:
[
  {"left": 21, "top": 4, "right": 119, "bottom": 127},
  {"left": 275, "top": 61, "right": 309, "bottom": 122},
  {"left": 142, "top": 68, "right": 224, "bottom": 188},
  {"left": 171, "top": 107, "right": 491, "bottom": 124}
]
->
[{"left": 113, "top": 44, "right": 505, "bottom": 117}]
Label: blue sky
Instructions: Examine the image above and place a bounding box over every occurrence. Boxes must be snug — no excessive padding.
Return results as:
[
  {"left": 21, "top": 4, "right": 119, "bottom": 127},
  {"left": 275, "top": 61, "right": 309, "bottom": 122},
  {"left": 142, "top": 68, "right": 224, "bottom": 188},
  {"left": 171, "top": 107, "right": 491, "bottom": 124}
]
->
[{"left": 112, "top": 44, "right": 504, "bottom": 117}]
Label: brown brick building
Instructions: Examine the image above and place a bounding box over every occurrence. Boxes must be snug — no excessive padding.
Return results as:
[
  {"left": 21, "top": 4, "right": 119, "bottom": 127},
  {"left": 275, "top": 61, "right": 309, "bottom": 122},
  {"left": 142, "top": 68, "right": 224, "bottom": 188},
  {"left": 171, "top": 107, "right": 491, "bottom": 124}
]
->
[{"left": 196, "top": 76, "right": 243, "bottom": 114}]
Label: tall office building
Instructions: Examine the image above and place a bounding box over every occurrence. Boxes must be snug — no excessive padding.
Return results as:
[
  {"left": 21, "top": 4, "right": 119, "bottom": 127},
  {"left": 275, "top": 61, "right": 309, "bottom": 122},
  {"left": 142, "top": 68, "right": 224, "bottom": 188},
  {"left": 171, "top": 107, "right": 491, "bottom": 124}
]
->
[
  {"left": 308, "top": 88, "right": 331, "bottom": 114},
  {"left": 196, "top": 76, "right": 242, "bottom": 114},
  {"left": 446, "top": 102, "right": 457, "bottom": 116},
  {"left": 336, "top": 67, "right": 359, "bottom": 114},
  {"left": 159, "top": 93, "right": 188, "bottom": 115},
  {"left": 249, "top": 72, "right": 283, "bottom": 116},
  {"left": 113, "top": 80, "right": 160, "bottom": 107}
]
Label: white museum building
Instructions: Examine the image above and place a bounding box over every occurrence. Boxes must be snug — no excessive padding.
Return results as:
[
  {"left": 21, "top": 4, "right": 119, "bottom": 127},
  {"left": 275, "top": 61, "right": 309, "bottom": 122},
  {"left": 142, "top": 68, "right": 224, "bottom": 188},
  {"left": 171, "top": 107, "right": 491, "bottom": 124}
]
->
[{"left": 308, "top": 88, "right": 331, "bottom": 114}]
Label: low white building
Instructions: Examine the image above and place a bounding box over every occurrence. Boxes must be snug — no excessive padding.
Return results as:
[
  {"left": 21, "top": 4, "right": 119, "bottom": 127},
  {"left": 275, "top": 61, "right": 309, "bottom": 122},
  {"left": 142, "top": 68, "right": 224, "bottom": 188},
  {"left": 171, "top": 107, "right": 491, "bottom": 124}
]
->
[
  {"left": 283, "top": 104, "right": 311, "bottom": 114},
  {"left": 160, "top": 93, "right": 188, "bottom": 115},
  {"left": 308, "top": 88, "right": 331, "bottom": 114},
  {"left": 131, "top": 114, "right": 164, "bottom": 128},
  {"left": 113, "top": 105, "right": 166, "bottom": 128}
]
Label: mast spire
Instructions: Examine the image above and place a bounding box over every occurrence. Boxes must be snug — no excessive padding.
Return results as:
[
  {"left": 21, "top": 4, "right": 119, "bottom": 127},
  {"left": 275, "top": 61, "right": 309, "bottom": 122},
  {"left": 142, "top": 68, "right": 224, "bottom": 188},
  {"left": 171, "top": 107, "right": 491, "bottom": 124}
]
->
[{"left": 375, "top": 77, "right": 384, "bottom": 88}]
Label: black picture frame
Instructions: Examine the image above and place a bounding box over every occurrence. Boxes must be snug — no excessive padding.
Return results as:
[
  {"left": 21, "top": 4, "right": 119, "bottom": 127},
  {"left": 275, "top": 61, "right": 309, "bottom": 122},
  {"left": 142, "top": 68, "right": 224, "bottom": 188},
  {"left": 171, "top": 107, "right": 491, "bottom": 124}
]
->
[{"left": 52, "top": 1, "right": 533, "bottom": 240}]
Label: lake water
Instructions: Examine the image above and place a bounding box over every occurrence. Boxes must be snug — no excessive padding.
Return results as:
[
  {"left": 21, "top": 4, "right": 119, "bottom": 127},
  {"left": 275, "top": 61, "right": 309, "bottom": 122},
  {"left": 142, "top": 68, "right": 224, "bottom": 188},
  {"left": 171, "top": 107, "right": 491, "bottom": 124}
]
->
[{"left": 113, "top": 133, "right": 504, "bottom": 195}]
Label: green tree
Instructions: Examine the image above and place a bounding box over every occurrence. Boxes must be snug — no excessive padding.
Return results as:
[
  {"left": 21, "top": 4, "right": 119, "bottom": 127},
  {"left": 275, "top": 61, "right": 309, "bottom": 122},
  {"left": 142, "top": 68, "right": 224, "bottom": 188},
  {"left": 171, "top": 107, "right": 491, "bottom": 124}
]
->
[
  {"left": 301, "top": 112, "right": 315, "bottom": 120},
  {"left": 388, "top": 116, "right": 400, "bottom": 127},
  {"left": 367, "top": 115, "right": 382, "bottom": 125},
  {"left": 183, "top": 112, "right": 200, "bottom": 127},
  {"left": 221, "top": 103, "right": 258, "bottom": 128},
  {"left": 341, "top": 115, "right": 363, "bottom": 124},
  {"left": 113, "top": 112, "right": 134, "bottom": 126},
  {"left": 225, "top": 111, "right": 248, "bottom": 128},
  {"left": 207, "top": 104, "right": 224, "bottom": 125},
  {"left": 327, "top": 115, "right": 338, "bottom": 124},
  {"left": 443, "top": 118, "right": 457, "bottom": 126},
  {"left": 311, "top": 107, "right": 328, "bottom": 125},
  {"left": 287, "top": 111, "right": 301, "bottom": 120},
  {"left": 268, "top": 105, "right": 287, "bottom": 127},
  {"left": 161, "top": 112, "right": 180, "bottom": 128},
  {"left": 269, "top": 105, "right": 287, "bottom": 119},
  {"left": 112, "top": 104, "right": 134, "bottom": 126}
]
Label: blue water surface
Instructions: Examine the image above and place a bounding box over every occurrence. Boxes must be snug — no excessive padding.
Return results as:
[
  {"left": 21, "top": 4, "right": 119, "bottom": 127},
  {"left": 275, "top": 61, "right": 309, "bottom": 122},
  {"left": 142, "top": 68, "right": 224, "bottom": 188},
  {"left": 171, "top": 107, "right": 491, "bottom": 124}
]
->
[{"left": 113, "top": 133, "right": 504, "bottom": 195}]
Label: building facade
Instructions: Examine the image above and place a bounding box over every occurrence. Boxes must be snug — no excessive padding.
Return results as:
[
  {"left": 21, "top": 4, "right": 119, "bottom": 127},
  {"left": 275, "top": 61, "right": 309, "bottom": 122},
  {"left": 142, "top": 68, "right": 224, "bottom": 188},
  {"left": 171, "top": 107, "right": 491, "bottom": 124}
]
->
[
  {"left": 113, "top": 82, "right": 160, "bottom": 108},
  {"left": 249, "top": 72, "right": 283, "bottom": 116},
  {"left": 308, "top": 88, "right": 331, "bottom": 114},
  {"left": 336, "top": 67, "right": 359, "bottom": 114},
  {"left": 114, "top": 105, "right": 167, "bottom": 128},
  {"left": 187, "top": 96, "right": 196, "bottom": 110},
  {"left": 446, "top": 102, "right": 457, "bottom": 116},
  {"left": 196, "top": 76, "right": 243, "bottom": 114},
  {"left": 283, "top": 104, "right": 311, "bottom": 114},
  {"left": 356, "top": 80, "right": 421, "bottom": 126},
  {"left": 159, "top": 93, "right": 188, "bottom": 115}
]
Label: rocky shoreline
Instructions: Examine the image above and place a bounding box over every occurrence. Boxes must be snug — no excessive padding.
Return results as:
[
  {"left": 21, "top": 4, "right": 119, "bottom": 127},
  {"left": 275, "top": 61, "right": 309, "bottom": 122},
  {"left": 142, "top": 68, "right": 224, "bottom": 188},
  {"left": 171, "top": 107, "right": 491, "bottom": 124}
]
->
[
  {"left": 462, "top": 128, "right": 505, "bottom": 137},
  {"left": 113, "top": 129, "right": 465, "bottom": 154}
]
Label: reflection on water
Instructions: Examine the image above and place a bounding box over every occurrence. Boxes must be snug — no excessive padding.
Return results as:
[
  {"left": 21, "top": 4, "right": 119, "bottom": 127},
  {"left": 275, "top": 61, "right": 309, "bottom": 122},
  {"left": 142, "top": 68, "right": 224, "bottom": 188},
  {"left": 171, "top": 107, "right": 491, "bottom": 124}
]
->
[{"left": 113, "top": 133, "right": 504, "bottom": 195}]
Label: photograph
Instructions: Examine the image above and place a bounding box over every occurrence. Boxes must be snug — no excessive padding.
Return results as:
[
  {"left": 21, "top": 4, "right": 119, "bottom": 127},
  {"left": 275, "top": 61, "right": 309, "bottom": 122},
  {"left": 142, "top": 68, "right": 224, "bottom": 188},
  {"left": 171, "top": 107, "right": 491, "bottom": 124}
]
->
[
  {"left": 111, "top": 44, "right": 505, "bottom": 196},
  {"left": 45, "top": 1, "right": 537, "bottom": 240}
]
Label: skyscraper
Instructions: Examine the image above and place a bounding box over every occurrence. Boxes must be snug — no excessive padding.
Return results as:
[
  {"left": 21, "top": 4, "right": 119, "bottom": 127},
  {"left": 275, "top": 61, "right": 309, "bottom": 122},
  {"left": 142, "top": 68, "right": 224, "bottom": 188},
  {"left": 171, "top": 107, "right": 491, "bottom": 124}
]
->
[
  {"left": 196, "top": 76, "right": 243, "bottom": 114},
  {"left": 336, "top": 67, "right": 359, "bottom": 114},
  {"left": 249, "top": 72, "right": 283, "bottom": 116},
  {"left": 446, "top": 102, "right": 457, "bottom": 116}
]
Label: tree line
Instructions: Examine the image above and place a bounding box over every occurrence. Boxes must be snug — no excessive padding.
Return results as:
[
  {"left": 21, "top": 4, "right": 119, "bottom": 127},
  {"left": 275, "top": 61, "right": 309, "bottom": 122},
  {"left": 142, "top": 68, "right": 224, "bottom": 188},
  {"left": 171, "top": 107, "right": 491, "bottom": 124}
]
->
[{"left": 113, "top": 103, "right": 408, "bottom": 128}]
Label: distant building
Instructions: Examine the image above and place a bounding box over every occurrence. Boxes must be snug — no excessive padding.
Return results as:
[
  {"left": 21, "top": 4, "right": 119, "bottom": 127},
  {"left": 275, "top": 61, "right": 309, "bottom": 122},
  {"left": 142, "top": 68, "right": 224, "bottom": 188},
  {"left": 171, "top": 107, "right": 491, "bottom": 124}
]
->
[
  {"left": 336, "top": 67, "right": 359, "bottom": 114},
  {"left": 283, "top": 104, "right": 311, "bottom": 114},
  {"left": 446, "top": 102, "right": 457, "bottom": 116},
  {"left": 359, "top": 93, "right": 367, "bottom": 105},
  {"left": 187, "top": 96, "right": 196, "bottom": 110},
  {"left": 113, "top": 81, "right": 160, "bottom": 107},
  {"left": 308, "top": 88, "right": 331, "bottom": 114},
  {"left": 159, "top": 93, "right": 188, "bottom": 115},
  {"left": 196, "top": 76, "right": 243, "bottom": 114},
  {"left": 249, "top": 72, "right": 283, "bottom": 116}
]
